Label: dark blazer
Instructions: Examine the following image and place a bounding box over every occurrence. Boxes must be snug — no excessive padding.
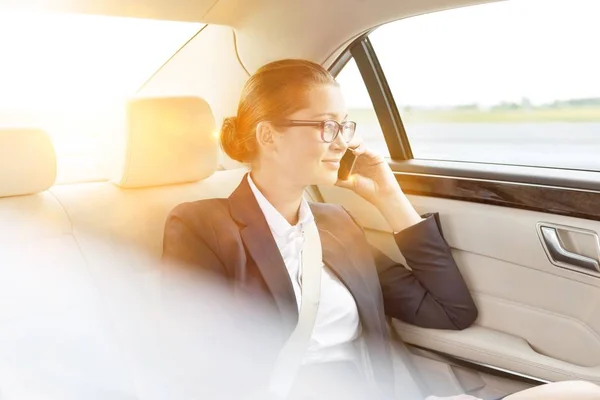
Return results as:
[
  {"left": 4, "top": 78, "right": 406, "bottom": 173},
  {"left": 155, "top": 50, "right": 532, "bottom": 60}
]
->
[{"left": 162, "top": 175, "right": 477, "bottom": 397}]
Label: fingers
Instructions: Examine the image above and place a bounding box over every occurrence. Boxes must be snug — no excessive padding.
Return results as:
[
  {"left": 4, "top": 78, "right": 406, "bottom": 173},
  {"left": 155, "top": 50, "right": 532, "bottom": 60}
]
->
[
  {"left": 346, "top": 137, "right": 363, "bottom": 151},
  {"left": 347, "top": 142, "right": 383, "bottom": 160},
  {"left": 347, "top": 141, "right": 367, "bottom": 155}
]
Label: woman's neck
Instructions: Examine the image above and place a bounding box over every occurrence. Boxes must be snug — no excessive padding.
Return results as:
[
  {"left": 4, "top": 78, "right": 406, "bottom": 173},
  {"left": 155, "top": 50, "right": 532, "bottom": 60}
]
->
[{"left": 250, "top": 169, "right": 305, "bottom": 226}]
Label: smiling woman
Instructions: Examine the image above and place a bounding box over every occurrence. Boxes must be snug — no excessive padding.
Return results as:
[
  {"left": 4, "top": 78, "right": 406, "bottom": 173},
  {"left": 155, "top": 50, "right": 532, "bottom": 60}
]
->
[{"left": 0, "top": 8, "right": 201, "bottom": 183}]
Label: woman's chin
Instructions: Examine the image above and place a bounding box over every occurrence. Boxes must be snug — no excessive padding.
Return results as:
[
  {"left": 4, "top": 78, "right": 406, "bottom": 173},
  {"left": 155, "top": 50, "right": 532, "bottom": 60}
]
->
[{"left": 313, "top": 170, "right": 339, "bottom": 186}]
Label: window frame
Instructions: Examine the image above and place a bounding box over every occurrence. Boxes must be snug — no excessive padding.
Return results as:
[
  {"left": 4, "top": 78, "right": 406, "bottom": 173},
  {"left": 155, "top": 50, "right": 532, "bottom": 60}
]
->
[{"left": 329, "top": 34, "right": 600, "bottom": 222}]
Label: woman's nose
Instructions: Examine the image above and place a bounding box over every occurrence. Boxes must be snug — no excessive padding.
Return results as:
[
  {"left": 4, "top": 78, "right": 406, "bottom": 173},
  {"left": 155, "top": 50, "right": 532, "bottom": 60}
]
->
[{"left": 331, "top": 131, "right": 349, "bottom": 151}]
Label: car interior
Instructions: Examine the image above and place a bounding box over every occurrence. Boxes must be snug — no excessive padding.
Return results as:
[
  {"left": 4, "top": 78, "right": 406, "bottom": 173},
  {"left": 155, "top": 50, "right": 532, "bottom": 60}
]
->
[{"left": 1, "top": 0, "right": 599, "bottom": 399}]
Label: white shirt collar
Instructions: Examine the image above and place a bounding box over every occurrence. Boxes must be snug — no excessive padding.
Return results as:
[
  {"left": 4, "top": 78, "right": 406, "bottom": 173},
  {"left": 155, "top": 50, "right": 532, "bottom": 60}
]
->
[{"left": 247, "top": 173, "right": 313, "bottom": 237}]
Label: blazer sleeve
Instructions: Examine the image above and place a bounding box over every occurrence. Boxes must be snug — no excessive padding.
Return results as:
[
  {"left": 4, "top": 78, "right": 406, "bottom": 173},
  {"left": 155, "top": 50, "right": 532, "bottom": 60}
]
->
[
  {"left": 372, "top": 213, "right": 478, "bottom": 330},
  {"left": 162, "top": 202, "right": 228, "bottom": 281}
]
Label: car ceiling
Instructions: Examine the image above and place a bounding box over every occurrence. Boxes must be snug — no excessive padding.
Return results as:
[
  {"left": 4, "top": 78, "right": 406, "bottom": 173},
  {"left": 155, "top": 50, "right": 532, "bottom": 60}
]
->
[{"left": 3, "top": 0, "right": 497, "bottom": 71}]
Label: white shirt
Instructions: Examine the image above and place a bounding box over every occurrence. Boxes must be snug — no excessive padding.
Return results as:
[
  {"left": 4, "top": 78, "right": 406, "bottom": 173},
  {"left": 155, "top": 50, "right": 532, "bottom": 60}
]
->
[{"left": 247, "top": 175, "right": 361, "bottom": 364}]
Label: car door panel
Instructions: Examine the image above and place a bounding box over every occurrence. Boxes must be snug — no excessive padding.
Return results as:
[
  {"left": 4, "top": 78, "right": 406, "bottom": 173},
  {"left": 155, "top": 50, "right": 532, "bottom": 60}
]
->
[{"left": 318, "top": 184, "right": 600, "bottom": 385}]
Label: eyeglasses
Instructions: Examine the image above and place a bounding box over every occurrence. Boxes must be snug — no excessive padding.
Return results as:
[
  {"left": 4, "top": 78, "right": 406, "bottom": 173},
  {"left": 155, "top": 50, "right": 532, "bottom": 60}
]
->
[{"left": 272, "top": 119, "right": 357, "bottom": 143}]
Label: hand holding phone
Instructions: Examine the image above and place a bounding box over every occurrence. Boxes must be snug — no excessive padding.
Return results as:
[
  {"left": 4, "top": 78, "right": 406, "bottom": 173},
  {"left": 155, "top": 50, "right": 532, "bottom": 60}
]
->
[{"left": 337, "top": 149, "right": 358, "bottom": 181}]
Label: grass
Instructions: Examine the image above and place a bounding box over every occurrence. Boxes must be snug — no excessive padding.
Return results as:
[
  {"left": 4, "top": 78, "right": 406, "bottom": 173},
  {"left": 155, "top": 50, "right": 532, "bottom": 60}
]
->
[{"left": 348, "top": 107, "right": 600, "bottom": 124}]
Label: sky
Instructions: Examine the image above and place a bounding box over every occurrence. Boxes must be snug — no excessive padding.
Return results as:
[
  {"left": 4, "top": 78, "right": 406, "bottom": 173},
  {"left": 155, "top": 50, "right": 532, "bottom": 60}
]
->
[
  {"left": 339, "top": 0, "right": 600, "bottom": 108},
  {"left": 0, "top": 0, "right": 598, "bottom": 111}
]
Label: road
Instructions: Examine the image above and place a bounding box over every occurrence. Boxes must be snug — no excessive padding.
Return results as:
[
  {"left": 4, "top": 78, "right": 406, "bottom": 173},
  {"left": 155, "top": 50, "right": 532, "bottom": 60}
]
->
[{"left": 361, "top": 122, "right": 600, "bottom": 171}]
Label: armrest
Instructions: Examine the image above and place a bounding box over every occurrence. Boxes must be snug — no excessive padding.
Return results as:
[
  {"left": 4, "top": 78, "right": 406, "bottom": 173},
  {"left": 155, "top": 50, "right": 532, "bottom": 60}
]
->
[{"left": 392, "top": 319, "right": 600, "bottom": 384}]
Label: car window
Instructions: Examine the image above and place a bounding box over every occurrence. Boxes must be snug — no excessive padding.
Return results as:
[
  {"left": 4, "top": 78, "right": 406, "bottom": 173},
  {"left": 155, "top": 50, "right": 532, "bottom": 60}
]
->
[
  {"left": 0, "top": 10, "right": 201, "bottom": 183},
  {"left": 335, "top": 58, "right": 390, "bottom": 157},
  {"left": 370, "top": 0, "right": 600, "bottom": 171}
]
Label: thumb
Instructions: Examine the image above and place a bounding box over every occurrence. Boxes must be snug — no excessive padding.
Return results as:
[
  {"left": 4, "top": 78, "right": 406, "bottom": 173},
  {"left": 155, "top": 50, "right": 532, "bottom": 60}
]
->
[
  {"left": 335, "top": 179, "right": 353, "bottom": 190},
  {"left": 334, "top": 175, "right": 357, "bottom": 190}
]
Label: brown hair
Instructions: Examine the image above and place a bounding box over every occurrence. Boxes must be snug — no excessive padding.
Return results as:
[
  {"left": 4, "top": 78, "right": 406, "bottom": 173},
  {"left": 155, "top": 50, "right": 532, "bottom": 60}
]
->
[{"left": 220, "top": 59, "right": 337, "bottom": 163}]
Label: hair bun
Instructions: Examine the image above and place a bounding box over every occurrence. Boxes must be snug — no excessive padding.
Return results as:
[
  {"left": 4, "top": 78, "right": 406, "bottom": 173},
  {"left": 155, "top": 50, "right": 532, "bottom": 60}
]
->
[
  {"left": 220, "top": 116, "right": 245, "bottom": 162},
  {"left": 223, "top": 116, "right": 237, "bottom": 132}
]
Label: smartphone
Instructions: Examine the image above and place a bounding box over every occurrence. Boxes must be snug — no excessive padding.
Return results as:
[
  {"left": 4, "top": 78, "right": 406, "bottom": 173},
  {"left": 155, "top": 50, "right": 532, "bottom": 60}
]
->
[{"left": 337, "top": 149, "right": 357, "bottom": 181}]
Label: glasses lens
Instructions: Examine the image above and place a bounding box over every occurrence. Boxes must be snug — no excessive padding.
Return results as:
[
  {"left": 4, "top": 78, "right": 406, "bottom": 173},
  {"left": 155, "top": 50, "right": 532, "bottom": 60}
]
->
[
  {"left": 322, "top": 120, "right": 339, "bottom": 142},
  {"left": 342, "top": 121, "right": 356, "bottom": 142}
]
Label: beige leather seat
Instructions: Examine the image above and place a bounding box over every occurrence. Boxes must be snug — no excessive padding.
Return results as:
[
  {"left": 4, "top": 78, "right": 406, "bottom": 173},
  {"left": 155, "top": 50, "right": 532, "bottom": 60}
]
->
[
  {"left": 0, "top": 104, "right": 250, "bottom": 397},
  {"left": 0, "top": 128, "right": 135, "bottom": 398}
]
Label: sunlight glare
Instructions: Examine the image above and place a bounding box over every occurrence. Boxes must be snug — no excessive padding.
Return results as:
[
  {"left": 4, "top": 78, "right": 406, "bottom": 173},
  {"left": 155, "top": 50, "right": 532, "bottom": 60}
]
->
[{"left": 0, "top": 9, "right": 200, "bottom": 111}]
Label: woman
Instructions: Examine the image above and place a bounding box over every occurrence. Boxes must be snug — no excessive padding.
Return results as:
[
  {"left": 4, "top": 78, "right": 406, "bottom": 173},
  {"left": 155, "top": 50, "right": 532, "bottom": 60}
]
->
[{"left": 162, "top": 59, "right": 600, "bottom": 400}]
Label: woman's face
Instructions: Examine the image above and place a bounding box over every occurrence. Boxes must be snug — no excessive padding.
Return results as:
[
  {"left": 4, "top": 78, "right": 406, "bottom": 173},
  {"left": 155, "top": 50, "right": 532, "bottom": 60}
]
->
[{"left": 267, "top": 84, "right": 351, "bottom": 187}]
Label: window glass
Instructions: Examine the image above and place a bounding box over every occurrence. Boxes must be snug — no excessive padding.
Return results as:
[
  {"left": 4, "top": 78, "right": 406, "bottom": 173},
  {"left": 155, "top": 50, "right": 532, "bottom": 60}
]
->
[
  {"left": 371, "top": 0, "right": 600, "bottom": 170},
  {"left": 0, "top": 9, "right": 201, "bottom": 183},
  {"left": 336, "top": 58, "right": 390, "bottom": 157}
]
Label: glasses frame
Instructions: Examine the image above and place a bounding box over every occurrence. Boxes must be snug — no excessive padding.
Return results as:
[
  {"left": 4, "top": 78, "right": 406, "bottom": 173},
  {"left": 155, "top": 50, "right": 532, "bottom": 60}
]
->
[{"left": 271, "top": 119, "right": 357, "bottom": 143}]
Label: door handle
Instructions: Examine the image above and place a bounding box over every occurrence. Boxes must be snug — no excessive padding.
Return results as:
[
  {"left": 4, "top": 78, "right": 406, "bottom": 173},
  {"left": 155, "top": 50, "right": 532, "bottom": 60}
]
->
[{"left": 539, "top": 226, "right": 600, "bottom": 273}]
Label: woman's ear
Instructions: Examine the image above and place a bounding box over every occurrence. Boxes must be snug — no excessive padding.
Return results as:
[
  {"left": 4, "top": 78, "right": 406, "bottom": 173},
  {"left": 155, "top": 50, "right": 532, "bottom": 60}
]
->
[{"left": 255, "top": 121, "right": 277, "bottom": 151}]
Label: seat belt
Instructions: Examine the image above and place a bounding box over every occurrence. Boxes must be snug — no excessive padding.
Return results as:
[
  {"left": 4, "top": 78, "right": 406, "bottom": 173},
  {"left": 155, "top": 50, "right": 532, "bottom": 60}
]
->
[{"left": 268, "top": 219, "right": 322, "bottom": 399}]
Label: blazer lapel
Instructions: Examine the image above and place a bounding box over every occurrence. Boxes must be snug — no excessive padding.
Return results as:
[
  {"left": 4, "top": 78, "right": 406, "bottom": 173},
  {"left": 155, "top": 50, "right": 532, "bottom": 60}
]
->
[
  {"left": 229, "top": 175, "right": 298, "bottom": 328},
  {"left": 312, "top": 206, "right": 383, "bottom": 337},
  {"left": 318, "top": 227, "right": 374, "bottom": 308}
]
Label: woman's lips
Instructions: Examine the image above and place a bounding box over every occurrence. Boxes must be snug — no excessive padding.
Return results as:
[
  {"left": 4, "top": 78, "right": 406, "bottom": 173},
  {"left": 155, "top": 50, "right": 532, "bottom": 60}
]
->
[{"left": 322, "top": 160, "right": 341, "bottom": 168}]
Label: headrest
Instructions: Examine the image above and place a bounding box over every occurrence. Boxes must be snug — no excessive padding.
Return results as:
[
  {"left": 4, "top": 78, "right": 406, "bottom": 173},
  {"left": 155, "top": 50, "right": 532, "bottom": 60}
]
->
[
  {"left": 114, "top": 96, "right": 219, "bottom": 189},
  {"left": 0, "top": 128, "right": 56, "bottom": 198}
]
